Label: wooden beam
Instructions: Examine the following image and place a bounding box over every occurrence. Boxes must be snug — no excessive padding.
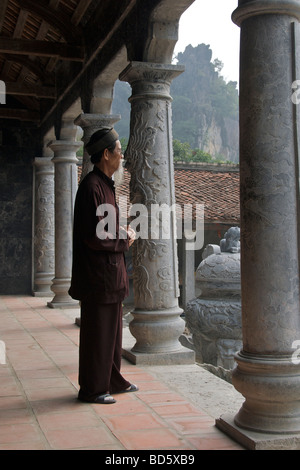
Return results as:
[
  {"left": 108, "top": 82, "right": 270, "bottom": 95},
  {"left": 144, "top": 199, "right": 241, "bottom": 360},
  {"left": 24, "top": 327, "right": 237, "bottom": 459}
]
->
[
  {"left": 0, "top": 108, "right": 39, "bottom": 121},
  {"left": 5, "top": 82, "right": 56, "bottom": 99},
  {"left": 1, "top": 54, "right": 54, "bottom": 82},
  {"left": 71, "top": 0, "right": 93, "bottom": 26},
  {"left": 40, "top": 0, "right": 137, "bottom": 129},
  {"left": 0, "top": 38, "right": 84, "bottom": 61},
  {"left": 13, "top": 11, "right": 29, "bottom": 38},
  {"left": 0, "top": 0, "right": 9, "bottom": 33},
  {"left": 14, "top": 0, "right": 82, "bottom": 43}
]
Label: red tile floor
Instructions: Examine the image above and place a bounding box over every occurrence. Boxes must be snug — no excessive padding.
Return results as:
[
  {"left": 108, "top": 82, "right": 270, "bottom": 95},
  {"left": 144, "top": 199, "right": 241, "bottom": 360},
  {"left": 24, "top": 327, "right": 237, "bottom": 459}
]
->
[{"left": 0, "top": 296, "right": 244, "bottom": 450}]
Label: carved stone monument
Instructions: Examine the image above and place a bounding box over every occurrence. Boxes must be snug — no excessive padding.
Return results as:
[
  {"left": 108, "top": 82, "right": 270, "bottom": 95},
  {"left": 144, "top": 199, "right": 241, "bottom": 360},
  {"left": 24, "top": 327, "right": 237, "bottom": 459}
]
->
[{"left": 185, "top": 227, "right": 242, "bottom": 371}]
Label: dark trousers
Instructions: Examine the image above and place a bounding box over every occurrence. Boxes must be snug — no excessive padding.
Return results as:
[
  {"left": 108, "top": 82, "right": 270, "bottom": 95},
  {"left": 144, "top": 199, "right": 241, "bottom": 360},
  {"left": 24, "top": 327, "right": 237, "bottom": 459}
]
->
[{"left": 78, "top": 295, "right": 130, "bottom": 401}]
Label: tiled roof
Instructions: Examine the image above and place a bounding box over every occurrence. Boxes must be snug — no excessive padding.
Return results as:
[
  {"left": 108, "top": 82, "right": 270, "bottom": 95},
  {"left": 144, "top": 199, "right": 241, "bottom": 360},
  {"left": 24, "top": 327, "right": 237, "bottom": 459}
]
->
[
  {"left": 116, "top": 164, "right": 240, "bottom": 224},
  {"left": 174, "top": 168, "right": 240, "bottom": 223},
  {"left": 78, "top": 163, "right": 240, "bottom": 223}
]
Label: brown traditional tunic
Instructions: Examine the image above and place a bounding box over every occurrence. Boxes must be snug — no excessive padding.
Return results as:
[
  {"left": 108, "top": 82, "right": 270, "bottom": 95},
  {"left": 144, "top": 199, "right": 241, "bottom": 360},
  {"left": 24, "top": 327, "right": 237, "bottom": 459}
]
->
[
  {"left": 69, "top": 166, "right": 130, "bottom": 401},
  {"left": 69, "top": 166, "right": 129, "bottom": 303}
]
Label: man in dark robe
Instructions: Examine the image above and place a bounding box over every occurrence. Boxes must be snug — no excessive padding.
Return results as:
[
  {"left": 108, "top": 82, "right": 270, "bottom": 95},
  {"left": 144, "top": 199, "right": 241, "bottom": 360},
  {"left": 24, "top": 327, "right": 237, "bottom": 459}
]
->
[{"left": 69, "top": 127, "right": 137, "bottom": 404}]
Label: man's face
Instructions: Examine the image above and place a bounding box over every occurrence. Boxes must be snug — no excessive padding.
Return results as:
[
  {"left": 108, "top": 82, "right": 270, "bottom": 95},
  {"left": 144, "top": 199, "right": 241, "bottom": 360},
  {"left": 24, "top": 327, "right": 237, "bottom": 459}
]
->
[
  {"left": 109, "top": 140, "right": 124, "bottom": 186},
  {"left": 109, "top": 140, "right": 123, "bottom": 173}
]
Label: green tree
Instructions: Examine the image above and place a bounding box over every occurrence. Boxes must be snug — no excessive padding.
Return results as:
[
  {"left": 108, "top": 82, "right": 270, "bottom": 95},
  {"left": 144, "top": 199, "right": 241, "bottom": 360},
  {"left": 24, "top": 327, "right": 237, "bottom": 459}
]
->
[
  {"left": 191, "top": 149, "right": 213, "bottom": 163},
  {"left": 173, "top": 139, "right": 192, "bottom": 161}
]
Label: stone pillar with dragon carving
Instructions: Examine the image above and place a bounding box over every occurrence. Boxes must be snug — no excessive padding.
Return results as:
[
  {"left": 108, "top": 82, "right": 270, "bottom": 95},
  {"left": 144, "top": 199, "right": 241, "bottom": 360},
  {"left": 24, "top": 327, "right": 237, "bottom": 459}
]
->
[
  {"left": 33, "top": 156, "right": 55, "bottom": 297},
  {"left": 33, "top": 128, "right": 55, "bottom": 297},
  {"left": 120, "top": 61, "right": 194, "bottom": 364}
]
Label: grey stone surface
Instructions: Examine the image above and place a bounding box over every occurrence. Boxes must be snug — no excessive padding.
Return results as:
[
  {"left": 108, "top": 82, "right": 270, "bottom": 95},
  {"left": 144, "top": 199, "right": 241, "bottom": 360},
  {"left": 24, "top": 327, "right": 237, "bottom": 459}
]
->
[
  {"left": 0, "top": 127, "right": 33, "bottom": 294},
  {"left": 122, "top": 321, "right": 244, "bottom": 419},
  {"left": 33, "top": 157, "right": 55, "bottom": 297},
  {"left": 231, "top": 0, "right": 300, "bottom": 438},
  {"left": 184, "top": 232, "right": 242, "bottom": 370},
  {"left": 47, "top": 138, "right": 81, "bottom": 308}
]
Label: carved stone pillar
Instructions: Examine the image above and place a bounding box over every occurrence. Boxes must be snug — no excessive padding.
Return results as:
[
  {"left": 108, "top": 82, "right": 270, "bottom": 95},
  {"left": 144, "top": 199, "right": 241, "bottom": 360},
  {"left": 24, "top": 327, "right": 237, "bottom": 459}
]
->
[
  {"left": 33, "top": 156, "right": 55, "bottom": 296},
  {"left": 120, "top": 61, "right": 194, "bottom": 364},
  {"left": 216, "top": 0, "right": 300, "bottom": 449},
  {"left": 74, "top": 113, "right": 120, "bottom": 181},
  {"left": 47, "top": 138, "right": 82, "bottom": 308}
]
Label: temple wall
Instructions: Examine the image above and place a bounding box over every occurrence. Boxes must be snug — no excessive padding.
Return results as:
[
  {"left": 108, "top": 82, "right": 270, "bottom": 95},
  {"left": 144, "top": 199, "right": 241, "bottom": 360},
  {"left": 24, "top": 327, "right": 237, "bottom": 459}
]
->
[{"left": 0, "top": 125, "right": 34, "bottom": 294}]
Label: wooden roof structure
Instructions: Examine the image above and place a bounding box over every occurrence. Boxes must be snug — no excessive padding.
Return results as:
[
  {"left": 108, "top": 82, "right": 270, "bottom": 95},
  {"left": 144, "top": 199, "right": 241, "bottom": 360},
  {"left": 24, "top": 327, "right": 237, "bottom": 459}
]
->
[{"left": 0, "top": 0, "right": 183, "bottom": 133}]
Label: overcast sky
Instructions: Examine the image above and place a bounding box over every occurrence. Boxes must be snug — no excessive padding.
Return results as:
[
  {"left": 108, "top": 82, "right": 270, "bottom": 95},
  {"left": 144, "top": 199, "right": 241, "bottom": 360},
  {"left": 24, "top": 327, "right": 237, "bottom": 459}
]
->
[{"left": 174, "top": 0, "right": 240, "bottom": 84}]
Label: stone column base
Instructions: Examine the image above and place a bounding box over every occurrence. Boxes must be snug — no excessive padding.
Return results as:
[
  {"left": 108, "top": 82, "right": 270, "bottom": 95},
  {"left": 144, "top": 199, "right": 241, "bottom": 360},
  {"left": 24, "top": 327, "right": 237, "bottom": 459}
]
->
[
  {"left": 122, "top": 306, "right": 195, "bottom": 365},
  {"left": 122, "top": 346, "right": 195, "bottom": 366},
  {"left": 216, "top": 414, "right": 300, "bottom": 450},
  {"left": 47, "top": 279, "right": 79, "bottom": 308},
  {"left": 76, "top": 314, "right": 194, "bottom": 364},
  {"left": 33, "top": 290, "right": 53, "bottom": 298},
  {"left": 33, "top": 273, "right": 54, "bottom": 297},
  {"left": 47, "top": 299, "right": 79, "bottom": 309}
]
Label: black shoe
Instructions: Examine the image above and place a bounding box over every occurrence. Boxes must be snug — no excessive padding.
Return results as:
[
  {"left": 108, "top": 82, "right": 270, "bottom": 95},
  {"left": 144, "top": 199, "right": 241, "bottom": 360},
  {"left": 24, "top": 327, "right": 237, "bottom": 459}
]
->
[
  {"left": 120, "top": 384, "right": 139, "bottom": 393},
  {"left": 78, "top": 393, "right": 116, "bottom": 404},
  {"left": 94, "top": 394, "right": 116, "bottom": 404}
]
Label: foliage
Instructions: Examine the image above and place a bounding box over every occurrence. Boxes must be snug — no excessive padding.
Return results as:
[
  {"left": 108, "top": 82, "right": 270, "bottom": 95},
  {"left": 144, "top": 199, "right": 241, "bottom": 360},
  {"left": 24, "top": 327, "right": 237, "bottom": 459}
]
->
[
  {"left": 173, "top": 139, "right": 192, "bottom": 161},
  {"left": 120, "top": 137, "right": 128, "bottom": 153},
  {"left": 173, "top": 139, "right": 230, "bottom": 163}
]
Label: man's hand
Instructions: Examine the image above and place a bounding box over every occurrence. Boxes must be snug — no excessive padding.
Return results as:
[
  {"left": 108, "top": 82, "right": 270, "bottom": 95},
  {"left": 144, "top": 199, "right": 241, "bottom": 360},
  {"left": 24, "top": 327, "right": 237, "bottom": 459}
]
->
[
  {"left": 120, "top": 225, "right": 136, "bottom": 246},
  {"left": 127, "top": 225, "right": 136, "bottom": 247}
]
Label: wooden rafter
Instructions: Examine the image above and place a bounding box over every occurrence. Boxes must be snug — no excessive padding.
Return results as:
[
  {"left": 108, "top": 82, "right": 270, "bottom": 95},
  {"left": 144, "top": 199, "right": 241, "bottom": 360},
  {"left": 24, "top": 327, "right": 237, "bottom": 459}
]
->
[
  {"left": 0, "top": 37, "right": 84, "bottom": 61},
  {"left": 71, "top": 0, "right": 93, "bottom": 26},
  {"left": 14, "top": 0, "right": 82, "bottom": 43},
  {"left": 0, "top": 0, "right": 9, "bottom": 33},
  {"left": 1, "top": 53, "right": 52, "bottom": 82},
  {"left": 0, "top": 108, "right": 40, "bottom": 121},
  {"left": 5, "top": 82, "right": 55, "bottom": 98},
  {"left": 0, "top": 0, "right": 140, "bottom": 124}
]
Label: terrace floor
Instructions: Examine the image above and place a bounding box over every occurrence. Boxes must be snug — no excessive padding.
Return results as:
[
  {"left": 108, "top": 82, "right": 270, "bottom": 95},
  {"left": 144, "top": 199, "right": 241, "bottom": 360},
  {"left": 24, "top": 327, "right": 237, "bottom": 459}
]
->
[{"left": 0, "top": 295, "right": 245, "bottom": 451}]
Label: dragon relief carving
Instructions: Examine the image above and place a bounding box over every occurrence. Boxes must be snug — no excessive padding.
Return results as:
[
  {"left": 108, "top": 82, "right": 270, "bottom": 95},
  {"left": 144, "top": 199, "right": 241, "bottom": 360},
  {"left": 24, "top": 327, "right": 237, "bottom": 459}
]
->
[
  {"left": 133, "top": 264, "right": 152, "bottom": 305},
  {"left": 157, "top": 266, "right": 172, "bottom": 292},
  {"left": 132, "top": 238, "right": 169, "bottom": 306},
  {"left": 125, "top": 102, "right": 168, "bottom": 206},
  {"left": 125, "top": 102, "right": 157, "bottom": 206},
  {"left": 126, "top": 99, "right": 174, "bottom": 307},
  {"left": 34, "top": 177, "right": 55, "bottom": 271}
]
